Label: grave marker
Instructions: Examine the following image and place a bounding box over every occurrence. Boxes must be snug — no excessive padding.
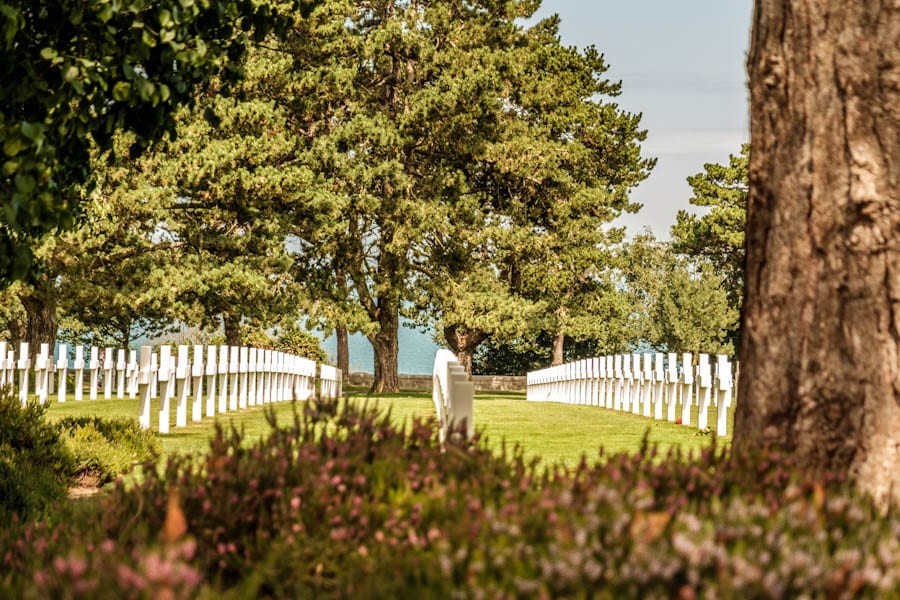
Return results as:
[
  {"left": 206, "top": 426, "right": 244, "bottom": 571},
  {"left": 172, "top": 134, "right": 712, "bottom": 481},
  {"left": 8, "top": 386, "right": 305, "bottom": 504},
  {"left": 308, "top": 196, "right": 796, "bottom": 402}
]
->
[{"left": 56, "top": 344, "right": 69, "bottom": 402}]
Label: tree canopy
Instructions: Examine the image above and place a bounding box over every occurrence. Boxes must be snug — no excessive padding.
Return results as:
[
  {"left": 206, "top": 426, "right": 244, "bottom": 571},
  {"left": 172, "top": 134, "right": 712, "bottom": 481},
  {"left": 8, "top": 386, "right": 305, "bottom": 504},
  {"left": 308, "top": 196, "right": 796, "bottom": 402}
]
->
[
  {"left": 0, "top": 0, "right": 306, "bottom": 284},
  {"left": 671, "top": 144, "right": 748, "bottom": 312}
]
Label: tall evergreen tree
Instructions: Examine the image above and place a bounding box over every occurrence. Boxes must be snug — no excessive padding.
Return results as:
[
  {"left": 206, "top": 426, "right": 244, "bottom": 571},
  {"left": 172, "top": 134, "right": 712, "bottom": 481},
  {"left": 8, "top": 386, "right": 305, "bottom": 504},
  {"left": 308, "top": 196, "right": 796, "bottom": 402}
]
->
[
  {"left": 127, "top": 63, "right": 308, "bottom": 345},
  {"left": 476, "top": 17, "right": 652, "bottom": 366},
  {"left": 285, "top": 0, "right": 549, "bottom": 392},
  {"left": 56, "top": 139, "right": 181, "bottom": 349},
  {"left": 671, "top": 144, "right": 748, "bottom": 312},
  {"left": 420, "top": 32, "right": 654, "bottom": 368}
]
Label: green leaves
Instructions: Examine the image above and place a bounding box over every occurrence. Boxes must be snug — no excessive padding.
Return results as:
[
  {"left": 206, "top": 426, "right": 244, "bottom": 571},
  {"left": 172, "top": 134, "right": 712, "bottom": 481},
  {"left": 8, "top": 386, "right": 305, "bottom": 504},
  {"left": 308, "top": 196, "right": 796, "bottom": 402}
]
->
[
  {"left": 0, "top": 0, "right": 300, "bottom": 285},
  {"left": 19, "top": 121, "right": 42, "bottom": 141},
  {"left": 112, "top": 81, "right": 131, "bottom": 101},
  {"left": 670, "top": 144, "right": 748, "bottom": 323},
  {"left": 622, "top": 233, "right": 738, "bottom": 356}
]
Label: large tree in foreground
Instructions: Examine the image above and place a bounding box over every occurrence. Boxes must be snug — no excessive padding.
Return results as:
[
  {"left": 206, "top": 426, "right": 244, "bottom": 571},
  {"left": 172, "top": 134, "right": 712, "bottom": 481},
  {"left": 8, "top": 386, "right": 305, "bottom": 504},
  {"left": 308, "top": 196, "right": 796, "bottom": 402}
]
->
[{"left": 735, "top": 1, "right": 899, "bottom": 506}]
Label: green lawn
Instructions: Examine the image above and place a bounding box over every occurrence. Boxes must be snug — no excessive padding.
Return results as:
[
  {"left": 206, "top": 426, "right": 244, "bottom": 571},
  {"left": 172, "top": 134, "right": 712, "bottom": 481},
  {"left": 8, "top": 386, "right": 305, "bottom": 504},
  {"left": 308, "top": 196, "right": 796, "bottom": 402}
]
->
[{"left": 44, "top": 386, "right": 732, "bottom": 468}]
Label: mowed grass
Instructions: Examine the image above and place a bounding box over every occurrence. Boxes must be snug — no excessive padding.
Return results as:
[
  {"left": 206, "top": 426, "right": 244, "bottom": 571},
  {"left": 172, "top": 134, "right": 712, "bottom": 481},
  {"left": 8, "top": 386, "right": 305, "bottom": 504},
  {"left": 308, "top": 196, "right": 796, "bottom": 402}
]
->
[{"left": 43, "top": 385, "right": 733, "bottom": 468}]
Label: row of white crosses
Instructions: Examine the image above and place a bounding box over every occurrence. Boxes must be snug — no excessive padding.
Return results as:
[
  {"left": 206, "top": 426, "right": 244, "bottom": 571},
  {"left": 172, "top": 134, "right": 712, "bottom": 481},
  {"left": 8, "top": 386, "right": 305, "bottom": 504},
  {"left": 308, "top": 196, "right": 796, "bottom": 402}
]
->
[
  {"left": 0, "top": 341, "right": 342, "bottom": 433},
  {"left": 134, "top": 345, "right": 321, "bottom": 433},
  {"left": 0, "top": 341, "right": 138, "bottom": 404},
  {"left": 526, "top": 352, "right": 734, "bottom": 436}
]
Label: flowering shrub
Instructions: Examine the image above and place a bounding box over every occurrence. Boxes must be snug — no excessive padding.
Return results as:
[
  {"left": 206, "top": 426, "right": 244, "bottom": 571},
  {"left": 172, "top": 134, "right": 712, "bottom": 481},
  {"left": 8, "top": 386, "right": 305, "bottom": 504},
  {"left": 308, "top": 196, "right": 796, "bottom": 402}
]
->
[
  {"left": 0, "top": 390, "right": 73, "bottom": 524},
  {"left": 1, "top": 397, "right": 898, "bottom": 597}
]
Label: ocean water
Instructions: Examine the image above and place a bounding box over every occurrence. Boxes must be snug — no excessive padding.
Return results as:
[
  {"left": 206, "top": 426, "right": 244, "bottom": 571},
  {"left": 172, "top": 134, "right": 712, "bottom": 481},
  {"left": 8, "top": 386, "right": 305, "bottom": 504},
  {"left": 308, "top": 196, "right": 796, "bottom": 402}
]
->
[{"left": 320, "top": 322, "right": 442, "bottom": 375}]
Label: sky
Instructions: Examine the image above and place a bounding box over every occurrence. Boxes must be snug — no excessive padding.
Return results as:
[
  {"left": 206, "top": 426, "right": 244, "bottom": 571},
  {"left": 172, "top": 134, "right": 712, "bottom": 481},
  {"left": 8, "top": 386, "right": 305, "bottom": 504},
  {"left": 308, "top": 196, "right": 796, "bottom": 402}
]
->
[{"left": 531, "top": 1, "right": 753, "bottom": 237}]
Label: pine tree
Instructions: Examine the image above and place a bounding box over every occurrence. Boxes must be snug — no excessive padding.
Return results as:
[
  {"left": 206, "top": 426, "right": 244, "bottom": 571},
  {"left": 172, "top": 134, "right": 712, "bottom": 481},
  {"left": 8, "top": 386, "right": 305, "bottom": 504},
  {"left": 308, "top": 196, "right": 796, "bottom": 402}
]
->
[{"left": 671, "top": 144, "right": 748, "bottom": 313}]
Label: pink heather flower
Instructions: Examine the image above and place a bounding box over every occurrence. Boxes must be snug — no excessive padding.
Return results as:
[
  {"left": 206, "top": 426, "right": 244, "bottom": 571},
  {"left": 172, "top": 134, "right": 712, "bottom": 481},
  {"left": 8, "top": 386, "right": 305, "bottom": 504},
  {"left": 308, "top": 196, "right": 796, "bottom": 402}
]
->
[
  {"left": 179, "top": 540, "right": 197, "bottom": 560},
  {"left": 144, "top": 553, "right": 174, "bottom": 583},
  {"left": 33, "top": 570, "right": 47, "bottom": 588},
  {"left": 290, "top": 497, "right": 301, "bottom": 509},
  {"left": 175, "top": 563, "right": 204, "bottom": 587},
  {"left": 53, "top": 556, "right": 67, "bottom": 574},
  {"left": 68, "top": 556, "right": 88, "bottom": 578},
  {"left": 116, "top": 564, "right": 146, "bottom": 590}
]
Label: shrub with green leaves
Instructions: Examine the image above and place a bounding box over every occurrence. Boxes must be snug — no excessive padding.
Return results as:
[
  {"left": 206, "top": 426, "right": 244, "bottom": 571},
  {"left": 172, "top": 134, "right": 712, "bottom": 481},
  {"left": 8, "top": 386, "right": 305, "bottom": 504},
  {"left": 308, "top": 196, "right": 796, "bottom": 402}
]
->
[
  {"left": 57, "top": 417, "right": 160, "bottom": 486},
  {"left": 0, "top": 389, "right": 74, "bottom": 524},
  {"left": 0, "top": 399, "right": 898, "bottom": 598}
]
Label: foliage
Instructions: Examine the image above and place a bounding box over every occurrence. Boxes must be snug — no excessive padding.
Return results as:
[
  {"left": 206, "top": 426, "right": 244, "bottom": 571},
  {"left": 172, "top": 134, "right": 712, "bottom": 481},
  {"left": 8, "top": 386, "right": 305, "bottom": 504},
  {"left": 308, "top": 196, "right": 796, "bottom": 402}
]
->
[
  {"left": 240, "top": 322, "right": 327, "bottom": 363},
  {"left": 3, "top": 399, "right": 898, "bottom": 597},
  {"left": 671, "top": 144, "right": 748, "bottom": 314},
  {"left": 277, "top": 1, "right": 650, "bottom": 389},
  {"left": 472, "top": 331, "right": 630, "bottom": 376},
  {"left": 0, "top": 280, "right": 27, "bottom": 341},
  {"left": 0, "top": 389, "right": 73, "bottom": 524},
  {"left": 284, "top": 0, "right": 545, "bottom": 389},
  {"left": 55, "top": 153, "right": 180, "bottom": 349},
  {"left": 121, "top": 56, "right": 307, "bottom": 345},
  {"left": 624, "top": 232, "right": 738, "bottom": 356},
  {"left": 0, "top": 0, "right": 307, "bottom": 284},
  {"left": 57, "top": 416, "right": 160, "bottom": 485},
  {"left": 412, "top": 16, "right": 652, "bottom": 367}
]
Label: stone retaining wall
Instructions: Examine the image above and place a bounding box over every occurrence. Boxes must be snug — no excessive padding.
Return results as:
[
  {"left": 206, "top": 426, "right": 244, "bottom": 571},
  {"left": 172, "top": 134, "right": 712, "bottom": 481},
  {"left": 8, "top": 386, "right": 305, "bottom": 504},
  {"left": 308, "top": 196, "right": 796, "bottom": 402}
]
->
[{"left": 348, "top": 372, "right": 525, "bottom": 393}]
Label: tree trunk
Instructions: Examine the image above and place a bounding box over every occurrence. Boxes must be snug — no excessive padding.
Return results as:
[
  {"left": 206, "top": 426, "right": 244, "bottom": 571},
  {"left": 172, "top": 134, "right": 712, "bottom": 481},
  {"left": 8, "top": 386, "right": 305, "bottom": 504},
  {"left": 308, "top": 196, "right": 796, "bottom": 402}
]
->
[
  {"left": 443, "top": 324, "right": 487, "bottom": 375},
  {"left": 368, "top": 300, "right": 399, "bottom": 393},
  {"left": 735, "top": 1, "right": 899, "bottom": 506},
  {"left": 18, "top": 275, "right": 59, "bottom": 361},
  {"left": 336, "top": 325, "right": 349, "bottom": 381},
  {"left": 552, "top": 330, "right": 565, "bottom": 366},
  {"left": 222, "top": 313, "right": 242, "bottom": 347},
  {"left": 116, "top": 318, "right": 133, "bottom": 351},
  {"left": 6, "top": 316, "right": 26, "bottom": 347}
]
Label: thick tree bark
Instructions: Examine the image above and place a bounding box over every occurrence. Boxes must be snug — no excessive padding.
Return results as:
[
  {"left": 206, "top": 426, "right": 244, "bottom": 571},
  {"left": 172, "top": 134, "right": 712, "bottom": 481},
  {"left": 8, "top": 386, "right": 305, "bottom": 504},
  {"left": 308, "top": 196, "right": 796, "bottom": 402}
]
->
[
  {"left": 443, "top": 324, "right": 487, "bottom": 375},
  {"left": 368, "top": 300, "right": 400, "bottom": 393},
  {"left": 336, "top": 325, "right": 349, "bottom": 381},
  {"left": 18, "top": 275, "right": 59, "bottom": 361},
  {"left": 6, "top": 316, "right": 26, "bottom": 347},
  {"left": 222, "top": 313, "right": 242, "bottom": 347},
  {"left": 552, "top": 331, "right": 565, "bottom": 366},
  {"left": 735, "top": 1, "right": 899, "bottom": 506},
  {"left": 116, "top": 318, "right": 133, "bottom": 351}
]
